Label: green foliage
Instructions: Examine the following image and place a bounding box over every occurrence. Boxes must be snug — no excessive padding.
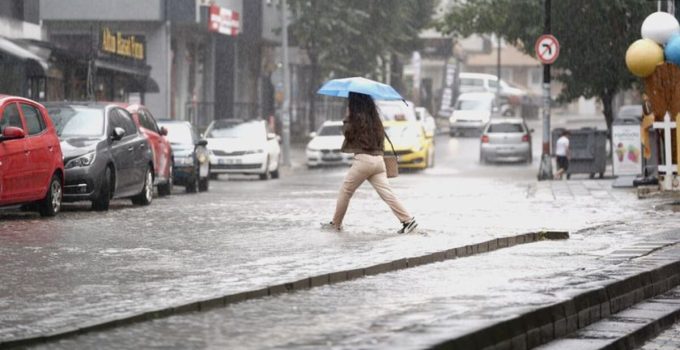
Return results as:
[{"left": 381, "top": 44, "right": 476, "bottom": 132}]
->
[
  {"left": 436, "top": 0, "right": 657, "bottom": 131},
  {"left": 288, "top": 0, "right": 438, "bottom": 79}
]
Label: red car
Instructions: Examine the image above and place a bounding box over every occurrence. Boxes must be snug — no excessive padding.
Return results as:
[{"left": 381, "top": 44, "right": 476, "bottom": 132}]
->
[
  {"left": 0, "top": 95, "right": 64, "bottom": 216},
  {"left": 124, "top": 104, "right": 173, "bottom": 196}
]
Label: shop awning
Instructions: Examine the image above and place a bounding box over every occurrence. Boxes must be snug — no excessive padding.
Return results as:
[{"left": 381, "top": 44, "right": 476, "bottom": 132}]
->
[
  {"left": 94, "top": 58, "right": 159, "bottom": 93},
  {"left": 0, "top": 36, "right": 49, "bottom": 76}
]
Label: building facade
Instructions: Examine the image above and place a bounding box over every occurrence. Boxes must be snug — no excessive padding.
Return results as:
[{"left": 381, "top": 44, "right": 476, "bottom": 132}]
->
[{"left": 39, "top": 0, "right": 245, "bottom": 129}]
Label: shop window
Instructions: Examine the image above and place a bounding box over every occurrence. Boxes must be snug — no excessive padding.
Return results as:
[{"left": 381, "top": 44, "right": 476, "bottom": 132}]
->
[{"left": 21, "top": 104, "right": 45, "bottom": 135}]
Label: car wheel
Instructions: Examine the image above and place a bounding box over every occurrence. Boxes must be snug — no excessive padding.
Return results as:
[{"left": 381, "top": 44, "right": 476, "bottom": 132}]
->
[
  {"left": 186, "top": 167, "right": 199, "bottom": 193},
  {"left": 271, "top": 155, "right": 280, "bottom": 179},
  {"left": 38, "top": 174, "right": 62, "bottom": 217},
  {"left": 259, "top": 157, "right": 271, "bottom": 180},
  {"left": 428, "top": 149, "right": 435, "bottom": 168},
  {"left": 157, "top": 163, "right": 173, "bottom": 197},
  {"left": 198, "top": 174, "right": 209, "bottom": 192},
  {"left": 92, "top": 167, "right": 112, "bottom": 211},
  {"left": 132, "top": 167, "right": 153, "bottom": 206}
]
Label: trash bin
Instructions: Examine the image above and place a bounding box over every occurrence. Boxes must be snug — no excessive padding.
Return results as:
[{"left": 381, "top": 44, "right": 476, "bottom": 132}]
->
[{"left": 552, "top": 127, "right": 608, "bottom": 179}]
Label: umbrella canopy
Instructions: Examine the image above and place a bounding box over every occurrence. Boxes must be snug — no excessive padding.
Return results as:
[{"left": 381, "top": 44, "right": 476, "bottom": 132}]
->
[{"left": 317, "top": 77, "right": 403, "bottom": 100}]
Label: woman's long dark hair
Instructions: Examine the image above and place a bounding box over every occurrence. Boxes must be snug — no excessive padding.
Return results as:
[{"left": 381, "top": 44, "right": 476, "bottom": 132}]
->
[{"left": 345, "top": 92, "right": 384, "bottom": 150}]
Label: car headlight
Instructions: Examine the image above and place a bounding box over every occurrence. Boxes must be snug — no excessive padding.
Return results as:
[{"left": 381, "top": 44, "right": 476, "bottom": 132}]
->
[
  {"left": 412, "top": 142, "right": 423, "bottom": 152},
  {"left": 65, "top": 152, "right": 96, "bottom": 169},
  {"left": 449, "top": 116, "right": 457, "bottom": 123},
  {"left": 307, "top": 146, "right": 319, "bottom": 152}
]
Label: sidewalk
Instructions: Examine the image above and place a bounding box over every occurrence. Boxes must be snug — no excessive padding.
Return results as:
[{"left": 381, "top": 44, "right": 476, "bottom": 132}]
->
[{"left": 0, "top": 172, "right": 676, "bottom": 344}]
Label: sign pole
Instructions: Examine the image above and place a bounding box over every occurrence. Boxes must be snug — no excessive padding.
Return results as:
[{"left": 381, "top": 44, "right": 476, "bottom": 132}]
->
[
  {"left": 281, "top": 0, "right": 291, "bottom": 167},
  {"left": 538, "top": 0, "right": 553, "bottom": 180}
]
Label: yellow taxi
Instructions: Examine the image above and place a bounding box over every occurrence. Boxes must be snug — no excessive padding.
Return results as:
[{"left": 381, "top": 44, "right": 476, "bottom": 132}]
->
[{"left": 383, "top": 120, "right": 434, "bottom": 169}]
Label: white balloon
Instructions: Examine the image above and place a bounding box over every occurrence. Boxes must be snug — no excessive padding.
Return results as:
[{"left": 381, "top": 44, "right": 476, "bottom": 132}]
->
[{"left": 641, "top": 12, "right": 680, "bottom": 44}]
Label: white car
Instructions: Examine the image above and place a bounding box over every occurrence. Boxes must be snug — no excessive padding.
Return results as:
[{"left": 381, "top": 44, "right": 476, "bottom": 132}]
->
[
  {"left": 449, "top": 92, "right": 498, "bottom": 136},
  {"left": 415, "top": 106, "right": 437, "bottom": 139},
  {"left": 205, "top": 119, "right": 281, "bottom": 180},
  {"left": 306, "top": 121, "right": 352, "bottom": 168}
]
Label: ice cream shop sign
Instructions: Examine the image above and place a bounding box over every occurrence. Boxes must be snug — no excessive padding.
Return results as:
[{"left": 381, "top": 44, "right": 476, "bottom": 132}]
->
[{"left": 101, "top": 28, "right": 145, "bottom": 60}]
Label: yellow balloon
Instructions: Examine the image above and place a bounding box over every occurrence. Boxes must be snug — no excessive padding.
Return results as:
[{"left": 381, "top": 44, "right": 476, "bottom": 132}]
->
[{"left": 626, "top": 39, "right": 664, "bottom": 77}]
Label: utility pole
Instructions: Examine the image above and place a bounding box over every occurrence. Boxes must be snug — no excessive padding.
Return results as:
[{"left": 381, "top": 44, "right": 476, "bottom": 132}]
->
[
  {"left": 281, "top": 0, "right": 291, "bottom": 166},
  {"left": 496, "top": 34, "right": 501, "bottom": 101},
  {"left": 537, "top": 0, "right": 553, "bottom": 180}
]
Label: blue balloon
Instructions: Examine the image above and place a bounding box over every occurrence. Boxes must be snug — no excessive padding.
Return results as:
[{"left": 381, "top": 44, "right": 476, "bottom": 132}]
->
[{"left": 665, "top": 34, "right": 680, "bottom": 65}]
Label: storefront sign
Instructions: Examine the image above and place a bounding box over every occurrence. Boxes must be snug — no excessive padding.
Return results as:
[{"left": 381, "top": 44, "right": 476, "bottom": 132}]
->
[
  {"left": 208, "top": 4, "right": 240, "bottom": 36},
  {"left": 612, "top": 124, "right": 642, "bottom": 176},
  {"left": 101, "top": 28, "right": 145, "bottom": 60}
]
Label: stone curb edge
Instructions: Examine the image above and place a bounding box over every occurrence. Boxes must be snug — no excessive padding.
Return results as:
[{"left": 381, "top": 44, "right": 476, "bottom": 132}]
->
[
  {"left": 0, "top": 230, "right": 568, "bottom": 348},
  {"left": 428, "top": 255, "right": 680, "bottom": 349}
]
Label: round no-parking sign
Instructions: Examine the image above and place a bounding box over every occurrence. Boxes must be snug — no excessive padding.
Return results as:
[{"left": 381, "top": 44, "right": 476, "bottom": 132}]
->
[{"left": 535, "top": 34, "right": 560, "bottom": 64}]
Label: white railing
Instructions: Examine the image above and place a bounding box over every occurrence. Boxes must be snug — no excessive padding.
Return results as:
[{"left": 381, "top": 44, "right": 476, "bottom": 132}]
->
[{"left": 651, "top": 113, "right": 680, "bottom": 190}]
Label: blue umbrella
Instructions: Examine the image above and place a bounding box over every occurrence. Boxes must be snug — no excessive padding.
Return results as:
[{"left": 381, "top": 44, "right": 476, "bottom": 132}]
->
[{"left": 317, "top": 77, "right": 404, "bottom": 100}]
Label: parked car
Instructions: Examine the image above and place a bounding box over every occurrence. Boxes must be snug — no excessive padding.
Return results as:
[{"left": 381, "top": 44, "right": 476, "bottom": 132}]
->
[
  {"left": 157, "top": 120, "right": 210, "bottom": 192},
  {"left": 45, "top": 102, "right": 154, "bottom": 210},
  {"left": 376, "top": 100, "right": 418, "bottom": 122},
  {"left": 0, "top": 96, "right": 64, "bottom": 216},
  {"left": 383, "top": 120, "right": 434, "bottom": 169},
  {"left": 449, "top": 92, "right": 498, "bottom": 136},
  {"left": 479, "top": 118, "right": 533, "bottom": 164},
  {"left": 306, "top": 121, "right": 352, "bottom": 168},
  {"left": 124, "top": 104, "right": 173, "bottom": 196},
  {"left": 205, "top": 119, "right": 281, "bottom": 180},
  {"left": 617, "top": 104, "right": 643, "bottom": 121}
]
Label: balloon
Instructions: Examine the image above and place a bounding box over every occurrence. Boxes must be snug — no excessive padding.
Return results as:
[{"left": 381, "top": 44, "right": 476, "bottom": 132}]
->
[
  {"left": 625, "top": 39, "right": 664, "bottom": 77},
  {"left": 665, "top": 34, "right": 680, "bottom": 65},
  {"left": 641, "top": 12, "right": 680, "bottom": 44}
]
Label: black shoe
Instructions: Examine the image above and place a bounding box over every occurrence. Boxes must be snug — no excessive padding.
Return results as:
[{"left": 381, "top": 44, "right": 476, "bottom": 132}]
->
[{"left": 398, "top": 218, "right": 418, "bottom": 234}]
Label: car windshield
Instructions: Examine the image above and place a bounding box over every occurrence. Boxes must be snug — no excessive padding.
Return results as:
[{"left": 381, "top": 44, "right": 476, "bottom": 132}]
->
[
  {"left": 160, "top": 123, "right": 194, "bottom": 145},
  {"left": 377, "top": 102, "right": 416, "bottom": 122},
  {"left": 318, "top": 125, "right": 342, "bottom": 136},
  {"left": 207, "top": 120, "right": 265, "bottom": 139},
  {"left": 456, "top": 98, "right": 492, "bottom": 111},
  {"left": 47, "top": 105, "right": 105, "bottom": 137},
  {"left": 488, "top": 123, "right": 524, "bottom": 133},
  {"left": 385, "top": 124, "right": 419, "bottom": 140}
]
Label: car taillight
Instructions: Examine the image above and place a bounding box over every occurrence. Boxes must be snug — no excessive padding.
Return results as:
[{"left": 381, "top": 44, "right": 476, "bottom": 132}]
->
[
  {"left": 522, "top": 134, "right": 530, "bottom": 142},
  {"left": 481, "top": 135, "right": 489, "bottom": 143}
]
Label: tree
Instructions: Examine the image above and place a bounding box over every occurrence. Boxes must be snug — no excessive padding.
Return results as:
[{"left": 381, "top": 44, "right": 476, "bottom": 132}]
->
[
  {"left": 288, "top": 0, "right": 437, "bottom": 130},
  {"left": 436, "top": 0, "right": 656, "bottom": 136}
]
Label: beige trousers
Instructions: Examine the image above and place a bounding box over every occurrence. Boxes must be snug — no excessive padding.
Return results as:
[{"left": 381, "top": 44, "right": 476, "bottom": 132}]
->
[{"left": 332, "top": 154, "right": 412, "bottom": 227}]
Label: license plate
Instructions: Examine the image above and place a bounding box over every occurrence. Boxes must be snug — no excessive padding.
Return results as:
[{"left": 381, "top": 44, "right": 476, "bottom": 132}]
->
[{"left": 219, "top": 158, "right": 242, "bottom": 165}]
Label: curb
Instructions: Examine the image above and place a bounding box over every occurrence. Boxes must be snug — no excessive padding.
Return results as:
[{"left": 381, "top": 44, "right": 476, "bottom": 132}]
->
[
  {"left": 1, "top": 230, "right": 568, "bottom": 348},
  {"left": 428, "top": 253, "right": 680, "bottom": 349}
]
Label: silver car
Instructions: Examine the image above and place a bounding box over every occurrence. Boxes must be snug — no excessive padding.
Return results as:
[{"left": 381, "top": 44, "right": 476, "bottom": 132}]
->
[{"left": 479, "top": 118, "right": 533, "bottom": 164}]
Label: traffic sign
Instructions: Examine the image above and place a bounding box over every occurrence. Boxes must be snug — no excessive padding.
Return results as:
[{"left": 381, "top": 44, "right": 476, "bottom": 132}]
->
[{"left": 535, "top": 34, "right": 560, "bottom": 64}]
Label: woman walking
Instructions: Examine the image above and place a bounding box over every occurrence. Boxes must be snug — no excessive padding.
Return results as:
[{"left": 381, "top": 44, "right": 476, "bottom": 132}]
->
[{"left": 322, "top": 92, "right": 417, "bottom": 234}]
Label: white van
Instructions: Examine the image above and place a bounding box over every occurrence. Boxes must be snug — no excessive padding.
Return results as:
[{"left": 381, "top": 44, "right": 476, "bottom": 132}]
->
[
  {"left": 449, "top": 92, "right": 498, "bottom": 136},
  {"left": 459, "top": 73, "right": 526, "bottom": 97}
]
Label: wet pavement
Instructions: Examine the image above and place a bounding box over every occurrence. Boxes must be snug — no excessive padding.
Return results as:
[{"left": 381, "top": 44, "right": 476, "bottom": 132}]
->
[
  {"left": 25, "top": 223, "right": 680, "bottom": 349},
  {"left": 639, "top": 318, "right": 680, "bottom": 350},
  {"left": 1, "top": 119, "right": 678, "bottom": 346}
]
